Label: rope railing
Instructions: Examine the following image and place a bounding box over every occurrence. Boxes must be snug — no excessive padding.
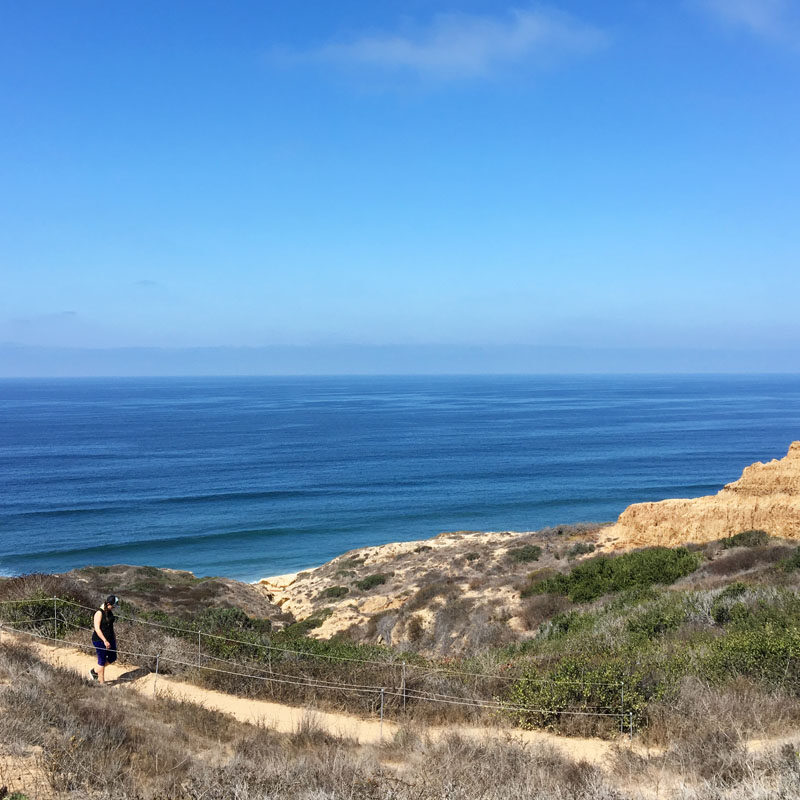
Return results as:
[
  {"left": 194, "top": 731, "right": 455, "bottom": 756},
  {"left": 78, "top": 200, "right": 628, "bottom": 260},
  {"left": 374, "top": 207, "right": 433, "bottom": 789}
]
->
[
  {"left": 0, "top": 621, "right": 633, "bottom": 726},
  {"left": 48, "top": 597, "right": 622, "bottom": 687},
  {"left": 0, "top": 596, "right": 634, "bottom": 735}
]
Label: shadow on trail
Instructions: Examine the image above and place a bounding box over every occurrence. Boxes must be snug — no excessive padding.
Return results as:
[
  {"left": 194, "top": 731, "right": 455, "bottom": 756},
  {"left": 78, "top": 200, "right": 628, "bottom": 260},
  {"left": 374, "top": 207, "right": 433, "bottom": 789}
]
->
[{"left": 109, "top": 666, "right": 150, "bottom": 685}]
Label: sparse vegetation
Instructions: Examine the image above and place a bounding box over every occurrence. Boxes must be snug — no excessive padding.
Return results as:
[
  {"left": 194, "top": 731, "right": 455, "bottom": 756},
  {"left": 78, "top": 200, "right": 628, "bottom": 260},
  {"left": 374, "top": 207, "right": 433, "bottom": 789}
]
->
[{"left": 568, "top": 542, "right": 596, "bottom": 558}]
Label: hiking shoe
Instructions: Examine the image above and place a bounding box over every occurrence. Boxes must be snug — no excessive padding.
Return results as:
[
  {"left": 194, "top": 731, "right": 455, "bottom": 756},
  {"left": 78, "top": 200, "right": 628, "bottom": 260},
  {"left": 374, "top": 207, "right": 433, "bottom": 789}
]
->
[{"left": 89, "top": 668, "right": 99, "bottom": 681}]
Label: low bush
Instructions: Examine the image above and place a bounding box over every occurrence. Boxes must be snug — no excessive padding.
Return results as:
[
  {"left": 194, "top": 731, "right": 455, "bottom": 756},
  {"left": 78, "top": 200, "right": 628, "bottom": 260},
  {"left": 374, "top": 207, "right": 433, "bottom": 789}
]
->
[
  {"left": 334, "top": 569, "right": 355, "bottom": 578},
  {"left": 782, "top": 546, "right": 800, "bottom": 572},
  {"left": 542, "top": 610, "right": 596, "bottom": 639},
  {"left": 464, "top": 551, "right": 480, "bottom": 561},
  {"left": 626, "top": 603, "right": 684, "bottom": 639},
  {"left": 720, "top": 530, "right": 770, "bottom": 549},
  {"left": 527, "top": 547, "right": 700, "bottom": 603},
  {"left": 507, "top": 545, "right": 542, "bottom": 564},
  {"left": 318, "top": 585, "right": 349, "bottom": 600},
  {"left": 568, "top": 542, "right": 596, "bottom": 558},
  {"left": 709, "top": 582, "right": 748, "bottom": 625},
  {"left": 405, "top": 614, "right": 425, "bottom": 643},
  {"left": 354, "top": 573, "right": 389, "bottom": 591},
  {"left": 508, "top": 654, "right": 653, "bottom": 734},
  {"left": 703, "top": 545, "right": 788, "bottom": 577},
  {"left": 519, "top": 594, "right": 571, "bottom": 631},
  {"left": 404, "top": 580, "right": 458, "bottom": 611},
  {"left": 703, "top": 626, "right": 800, "bottom": 687},
  {"left": 194, "top": 605, "right": 272, "bottom": 634}
]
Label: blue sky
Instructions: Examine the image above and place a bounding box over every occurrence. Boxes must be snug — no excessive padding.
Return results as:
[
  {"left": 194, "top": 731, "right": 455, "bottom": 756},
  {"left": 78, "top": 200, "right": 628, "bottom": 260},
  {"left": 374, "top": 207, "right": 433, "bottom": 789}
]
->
[{"left": 1, "top": 1, "right": 799, "bottom": 372}]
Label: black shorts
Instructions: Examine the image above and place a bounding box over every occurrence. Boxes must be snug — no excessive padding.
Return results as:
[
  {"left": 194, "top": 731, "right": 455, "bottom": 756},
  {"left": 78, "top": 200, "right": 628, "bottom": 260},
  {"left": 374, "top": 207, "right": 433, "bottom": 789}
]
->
[{"left": 92, "top": 637, "right": 117, "bottom": 666}]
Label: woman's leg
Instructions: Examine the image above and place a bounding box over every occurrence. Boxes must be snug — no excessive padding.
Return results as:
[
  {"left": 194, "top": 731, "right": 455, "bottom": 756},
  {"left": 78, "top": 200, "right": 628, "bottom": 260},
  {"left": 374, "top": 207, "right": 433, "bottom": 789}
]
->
[{"left": 92, "top": 640, "right": 109, "bottom": 683}]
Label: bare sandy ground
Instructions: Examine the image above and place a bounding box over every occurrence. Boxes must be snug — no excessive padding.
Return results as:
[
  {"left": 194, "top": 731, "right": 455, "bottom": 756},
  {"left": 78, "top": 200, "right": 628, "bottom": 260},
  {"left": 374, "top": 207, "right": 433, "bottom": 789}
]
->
[{"left": 0, "top": 750, "right": 57, "bottom": 800}]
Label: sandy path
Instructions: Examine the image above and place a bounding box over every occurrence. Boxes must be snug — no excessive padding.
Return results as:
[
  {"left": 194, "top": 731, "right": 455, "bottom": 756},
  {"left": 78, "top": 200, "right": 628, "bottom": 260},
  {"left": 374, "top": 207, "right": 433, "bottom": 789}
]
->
[{"left": 16, "top": 634, "right": 615, "bottom": 765}]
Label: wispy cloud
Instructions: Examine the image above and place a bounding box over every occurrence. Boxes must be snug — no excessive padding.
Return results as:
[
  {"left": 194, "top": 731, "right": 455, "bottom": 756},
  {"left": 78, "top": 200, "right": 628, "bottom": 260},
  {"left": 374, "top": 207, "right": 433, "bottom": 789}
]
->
[
  {"left": 298, "top": 6, "right": 607, "bottom": 81},
  {"left": 701, "top": 0, "right": 800, "bottom": 45}
]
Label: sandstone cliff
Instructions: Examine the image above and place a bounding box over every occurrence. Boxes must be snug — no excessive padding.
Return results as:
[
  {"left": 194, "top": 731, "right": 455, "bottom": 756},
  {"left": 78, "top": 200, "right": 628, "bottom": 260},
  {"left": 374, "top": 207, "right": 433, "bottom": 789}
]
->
[{"left": 600, "top": 441, "right": 800, "bottom": 549}]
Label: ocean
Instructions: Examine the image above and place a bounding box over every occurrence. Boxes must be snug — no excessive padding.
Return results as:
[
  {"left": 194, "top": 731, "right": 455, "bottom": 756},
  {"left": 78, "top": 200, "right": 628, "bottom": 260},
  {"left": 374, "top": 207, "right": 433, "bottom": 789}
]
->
[{"left": 1, "top": 375, "right": 799, "bottom": 582}]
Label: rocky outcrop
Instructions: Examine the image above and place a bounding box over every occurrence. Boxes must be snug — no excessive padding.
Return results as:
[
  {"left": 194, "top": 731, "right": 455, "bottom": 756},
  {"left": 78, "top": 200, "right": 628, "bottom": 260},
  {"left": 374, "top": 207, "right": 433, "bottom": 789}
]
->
[{"left": 600, "top": 442, "right": 800, "bottom": 549}]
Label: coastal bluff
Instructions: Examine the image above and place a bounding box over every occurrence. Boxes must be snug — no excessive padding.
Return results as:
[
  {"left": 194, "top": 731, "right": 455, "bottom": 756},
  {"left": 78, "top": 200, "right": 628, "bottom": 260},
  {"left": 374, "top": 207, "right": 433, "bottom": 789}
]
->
[{"left": 600, "top": 441, "right": 800, "bottom": 549}]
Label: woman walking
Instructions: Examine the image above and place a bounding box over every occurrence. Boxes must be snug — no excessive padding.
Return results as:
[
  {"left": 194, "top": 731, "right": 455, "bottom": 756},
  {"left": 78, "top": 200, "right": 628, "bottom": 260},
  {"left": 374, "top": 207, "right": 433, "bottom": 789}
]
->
[{"left": 89, "top": 595, "right": 119, "bottom": 684}]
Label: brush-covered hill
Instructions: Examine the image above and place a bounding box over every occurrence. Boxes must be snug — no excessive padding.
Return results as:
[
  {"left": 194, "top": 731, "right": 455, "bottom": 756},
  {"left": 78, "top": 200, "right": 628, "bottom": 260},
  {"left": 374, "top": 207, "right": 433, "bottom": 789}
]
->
[
  {"left": 259, "top": 524, "right": 605, "bottom": 654},
  {"left": 63, "top": 563, "right": 292, "bottom": 624}
]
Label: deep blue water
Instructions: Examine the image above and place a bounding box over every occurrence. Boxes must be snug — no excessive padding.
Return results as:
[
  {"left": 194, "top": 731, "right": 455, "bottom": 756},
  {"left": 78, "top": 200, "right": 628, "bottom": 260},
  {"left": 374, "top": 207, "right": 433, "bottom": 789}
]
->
[{"left": 1, "top": 375, "right": 799, "bottom": 582}]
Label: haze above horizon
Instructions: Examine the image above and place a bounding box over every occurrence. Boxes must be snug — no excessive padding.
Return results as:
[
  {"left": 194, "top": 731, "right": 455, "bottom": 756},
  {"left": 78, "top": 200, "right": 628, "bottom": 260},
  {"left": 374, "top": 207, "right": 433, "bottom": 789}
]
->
[{"left": 2, "top": 1, "right": 799, "bottom": 376}]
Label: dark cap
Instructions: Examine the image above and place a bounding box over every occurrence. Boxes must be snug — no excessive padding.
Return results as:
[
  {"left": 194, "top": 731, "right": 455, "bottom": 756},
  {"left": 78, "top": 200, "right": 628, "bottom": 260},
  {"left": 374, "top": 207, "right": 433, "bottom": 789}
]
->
[{"left": 105, "top": 595, "right": 119, "bottom": 606}]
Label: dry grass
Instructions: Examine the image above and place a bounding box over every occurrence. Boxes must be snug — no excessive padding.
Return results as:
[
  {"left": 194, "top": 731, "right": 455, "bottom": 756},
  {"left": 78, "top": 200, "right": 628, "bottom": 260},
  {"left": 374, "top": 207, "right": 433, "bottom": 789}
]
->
[
  {"left": 643, "top": 677, "right": 800, "bottom": 748},
  {"left": 3, "top": 640, "right": 800, "bottom": 799},
  {"left": 519, "top": 594, "right": 571, "bottom": 631},
  {"left": 1, "top": 639, "right": 626, "bottom": 799}
]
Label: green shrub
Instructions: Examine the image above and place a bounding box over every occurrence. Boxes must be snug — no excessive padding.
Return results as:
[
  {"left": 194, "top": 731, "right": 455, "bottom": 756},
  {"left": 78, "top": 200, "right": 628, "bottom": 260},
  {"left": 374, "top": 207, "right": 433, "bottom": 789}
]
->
[
  {"left": 137, "top": 565, "right": 166, "bottom": 578},
  {"left": 464, "top": 551, "right": 480, "bottom": 561},
  {"left": 281, "top": 608, "right": 334, "bottom": 637},
  {"left": 526, "top": 547, "right": 700, "bottom": 603},
  {"left": 607, "top": 585, "right": 659, "bottom": 610},
  {"left": 781, "top": 547, "right": 800, "bottom": 572},
  {"left": 354, "top": 573, "right": 389, "bottom": 591},
  {"left": 543, "top": 611, "right": 595, "bottom": 639},
  {"left": 335, "top": 569, "right": 356, "bottom": 578},
  {"left": 195, "top": 606, "right": 271, "bottom": 634},
  {"left": 710, "top": 582, "right": 748, "bottom": 625},
  {"left": 414, "top": 545, "right": 433, "bottom": 554},
  {"left": 703, "top": 626, "right": 800, "bottom": 686},
  {"left": 507, "top": 545, "right": 542, "bottom": 564},
  {"left": 508, "top": 655, "right": 652, "bottom": 730},
  {"left": 568, "top": 542, "right": 595, "bottom": 558},
  {"left": 626, "top": 604, "right": 683, "bottom": 639},
  {"left": 720, "top": 530, "right": 770, "bottom": 549},
  {"left": 318, "top": 585, "right": 349, "bottom": 600}
]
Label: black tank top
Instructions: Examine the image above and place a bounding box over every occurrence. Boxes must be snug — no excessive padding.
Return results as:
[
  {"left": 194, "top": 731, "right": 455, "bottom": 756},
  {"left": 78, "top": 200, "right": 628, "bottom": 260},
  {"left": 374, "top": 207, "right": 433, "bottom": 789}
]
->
[{"left": 95, "top": 608, "right": 115, "bottom": 641}]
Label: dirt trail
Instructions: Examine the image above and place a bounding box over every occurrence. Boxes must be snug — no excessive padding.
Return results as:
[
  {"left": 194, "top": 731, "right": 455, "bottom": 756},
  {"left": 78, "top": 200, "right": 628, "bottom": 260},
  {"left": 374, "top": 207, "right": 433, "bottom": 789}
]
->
[
  {"left": 11, "top": 634, "right": 797, "bottom": 769},
  {"left": 17, "top": 634, "right": 615, "bottom": 765}
]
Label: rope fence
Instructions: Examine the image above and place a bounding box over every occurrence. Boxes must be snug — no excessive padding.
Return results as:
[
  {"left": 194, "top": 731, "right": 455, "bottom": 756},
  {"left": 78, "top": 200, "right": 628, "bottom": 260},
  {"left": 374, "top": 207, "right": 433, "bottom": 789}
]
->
[
  {"left": 49, "top": 597, "right": 624, "bottom": 687},
  {"left": 0, "top": 596, "right": 635, "bottom": 736}
]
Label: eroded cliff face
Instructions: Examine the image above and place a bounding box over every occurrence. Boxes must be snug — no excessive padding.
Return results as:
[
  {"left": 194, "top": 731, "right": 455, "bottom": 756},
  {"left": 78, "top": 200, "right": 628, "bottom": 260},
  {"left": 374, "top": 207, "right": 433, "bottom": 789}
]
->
[{"left": 600, "top": 442, "right": 800, "bottom": 549}]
